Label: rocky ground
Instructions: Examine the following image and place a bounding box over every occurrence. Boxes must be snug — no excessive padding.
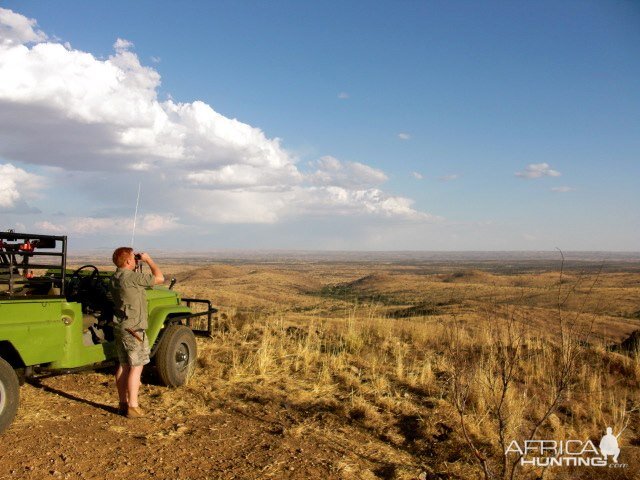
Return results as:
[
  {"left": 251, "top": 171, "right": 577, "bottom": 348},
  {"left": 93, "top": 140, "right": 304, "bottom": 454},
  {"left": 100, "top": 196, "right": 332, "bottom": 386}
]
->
[{"left": 4, "top": 368, "right": 414, "bottom": 480}]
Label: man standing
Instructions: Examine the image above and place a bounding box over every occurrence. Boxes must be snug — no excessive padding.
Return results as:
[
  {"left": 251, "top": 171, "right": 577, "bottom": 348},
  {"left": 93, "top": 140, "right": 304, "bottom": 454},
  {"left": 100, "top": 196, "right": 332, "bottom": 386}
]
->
[{"left": 110, "top": 247, "right": 164, "bottom": 418}]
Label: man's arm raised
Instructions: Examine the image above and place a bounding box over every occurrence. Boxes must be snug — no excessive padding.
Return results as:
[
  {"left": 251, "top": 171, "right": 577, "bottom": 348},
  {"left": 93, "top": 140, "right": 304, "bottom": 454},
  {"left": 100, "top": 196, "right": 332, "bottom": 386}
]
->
[{"left": 139, "top": 253, "right": 164, "bottom": 285}]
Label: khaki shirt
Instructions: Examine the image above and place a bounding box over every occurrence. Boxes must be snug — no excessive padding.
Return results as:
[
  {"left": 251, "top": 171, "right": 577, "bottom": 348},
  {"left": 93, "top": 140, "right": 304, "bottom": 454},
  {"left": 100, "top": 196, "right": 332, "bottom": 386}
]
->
[{"left": 110, "top": 268, "right": 155, "bottom": 330}]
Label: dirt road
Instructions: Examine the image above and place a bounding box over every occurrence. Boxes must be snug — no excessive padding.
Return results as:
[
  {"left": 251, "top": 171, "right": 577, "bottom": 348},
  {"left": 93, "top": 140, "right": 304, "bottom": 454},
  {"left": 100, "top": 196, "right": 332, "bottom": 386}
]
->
[{"left": 2, "top": 370, "right": 414, "bottom": 480}]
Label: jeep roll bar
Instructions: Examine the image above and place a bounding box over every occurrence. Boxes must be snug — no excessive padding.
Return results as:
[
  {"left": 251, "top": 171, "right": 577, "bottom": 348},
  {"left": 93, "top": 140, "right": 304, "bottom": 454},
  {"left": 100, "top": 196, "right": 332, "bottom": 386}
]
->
[{"left": 0, "top": 231, "right": 67, "bottom": 296}]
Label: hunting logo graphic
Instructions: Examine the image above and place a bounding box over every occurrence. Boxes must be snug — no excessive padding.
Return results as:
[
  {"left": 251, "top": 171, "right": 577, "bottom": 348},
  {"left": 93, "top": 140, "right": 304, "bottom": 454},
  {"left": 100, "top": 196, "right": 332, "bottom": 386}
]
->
[
  {"left": 505, "top": 426, "right": 628, "bottom": 469},
  {"left": 599, "top": 427, "right": 621, "bottom": 463}
]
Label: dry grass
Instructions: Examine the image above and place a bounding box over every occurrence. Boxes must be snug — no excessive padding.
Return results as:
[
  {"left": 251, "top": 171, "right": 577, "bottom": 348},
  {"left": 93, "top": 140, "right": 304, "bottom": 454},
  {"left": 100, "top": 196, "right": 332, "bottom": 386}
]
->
[{"left": 69, "top": 257, "right": 640, "bottom": 478}]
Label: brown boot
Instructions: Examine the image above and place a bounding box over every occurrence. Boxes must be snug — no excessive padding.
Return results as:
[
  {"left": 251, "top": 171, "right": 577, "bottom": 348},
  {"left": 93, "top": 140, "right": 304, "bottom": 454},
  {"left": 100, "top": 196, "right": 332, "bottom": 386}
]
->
[
  {"left": 117, "top": 402, "right": 128, "bottom": 416},
  {"left": 127, "top": 406, "right": 145, "bottom": 418}
]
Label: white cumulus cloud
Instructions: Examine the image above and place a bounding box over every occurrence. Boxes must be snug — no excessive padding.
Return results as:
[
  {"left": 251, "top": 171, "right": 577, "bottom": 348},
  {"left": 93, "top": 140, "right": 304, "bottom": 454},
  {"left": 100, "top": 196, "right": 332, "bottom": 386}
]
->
[
  {"left": 0, "top": 7, "right": 46, "bottom": 46},
  {"left": 284, "top": 186, "right": 440, "bottom": 221},
  {"left": 412, "top": 172, "right": 423, "bottom": 180},
  {"left": 0, "top": 8, "right": 438, "bottom": 228},
  {"left": 397, "top": 133, "right": 411, "bottom": 140},
  {"left": 515, "top": 163, "right": 561, "bottom": 179},
  {"left": 308, "top": 156, "right": 388, "bottom": 188},
  {"left": 113, "top": 38, "right": 134, "bottom": 52},
  {"left": 0, "top": 163, "right": 44, "bottom": 209},
  {"left": 35, "top": 213, "right": 180, "bottom": 236}
]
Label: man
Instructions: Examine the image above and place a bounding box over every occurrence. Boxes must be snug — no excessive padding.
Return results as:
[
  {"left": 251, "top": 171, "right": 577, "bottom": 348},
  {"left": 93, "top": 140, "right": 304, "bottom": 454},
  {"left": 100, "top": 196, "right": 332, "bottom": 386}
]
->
[{"left": 110, "top": 247, "right": 164, "bottom": 418}]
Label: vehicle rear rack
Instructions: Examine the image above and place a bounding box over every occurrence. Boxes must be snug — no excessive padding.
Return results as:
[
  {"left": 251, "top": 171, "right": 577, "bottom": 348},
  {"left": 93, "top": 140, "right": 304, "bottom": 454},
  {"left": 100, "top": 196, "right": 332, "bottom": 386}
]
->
[
  {"left": 0, "top": 231, "right": 67, "bottom": 296},
  {"left": 175, "top": 298, "right": 218, "bottom": 337}
]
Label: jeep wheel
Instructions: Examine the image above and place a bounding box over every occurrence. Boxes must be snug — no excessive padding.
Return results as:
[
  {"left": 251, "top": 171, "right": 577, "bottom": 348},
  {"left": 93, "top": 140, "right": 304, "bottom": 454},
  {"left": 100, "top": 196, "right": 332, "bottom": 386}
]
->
[
  {"left": 0, "top": 357, "right": 20, "bottom": 434},
  {"left": 155, "top": 325, "right": 197, "bottom": 387}
]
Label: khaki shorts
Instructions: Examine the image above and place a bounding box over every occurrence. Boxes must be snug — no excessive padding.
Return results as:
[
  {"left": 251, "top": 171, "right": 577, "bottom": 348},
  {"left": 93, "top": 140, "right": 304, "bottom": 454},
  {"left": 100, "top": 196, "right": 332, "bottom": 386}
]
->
[{"left": 114, "top": 328, "right": 150, "bottom": 366}]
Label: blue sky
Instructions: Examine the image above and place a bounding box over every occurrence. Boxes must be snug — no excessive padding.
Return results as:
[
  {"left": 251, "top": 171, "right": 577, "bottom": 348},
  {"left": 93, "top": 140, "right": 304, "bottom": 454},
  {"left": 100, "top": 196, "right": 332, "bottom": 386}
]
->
[{"left": 0, "top": 1, "right": 638, "bottom": 250}]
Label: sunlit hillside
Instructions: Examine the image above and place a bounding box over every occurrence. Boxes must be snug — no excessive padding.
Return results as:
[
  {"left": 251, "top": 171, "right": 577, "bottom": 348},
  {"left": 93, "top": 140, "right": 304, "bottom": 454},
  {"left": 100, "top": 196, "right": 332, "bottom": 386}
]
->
[{"left": 5, "top": 256, "right": 640, "bottom": 479}]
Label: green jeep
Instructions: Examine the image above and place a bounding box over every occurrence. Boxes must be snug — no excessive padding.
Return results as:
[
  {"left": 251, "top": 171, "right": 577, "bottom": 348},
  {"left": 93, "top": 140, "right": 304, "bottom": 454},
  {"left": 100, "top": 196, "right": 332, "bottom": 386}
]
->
[{"left": 0, "top": 231, "right": 217, "bottom": 434}]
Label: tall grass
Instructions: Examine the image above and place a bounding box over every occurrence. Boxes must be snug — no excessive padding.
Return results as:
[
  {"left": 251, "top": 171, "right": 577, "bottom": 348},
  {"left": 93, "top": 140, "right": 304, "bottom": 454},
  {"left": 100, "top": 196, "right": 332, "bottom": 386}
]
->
[{"left": 187, "top": 274, "right": 637, "bottom": 480}]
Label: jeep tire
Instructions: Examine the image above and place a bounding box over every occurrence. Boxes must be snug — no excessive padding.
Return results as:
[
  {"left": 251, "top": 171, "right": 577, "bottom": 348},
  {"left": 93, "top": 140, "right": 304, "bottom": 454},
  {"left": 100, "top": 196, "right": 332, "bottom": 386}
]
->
[
  {"left": 155, "top": 325, "right": 197, "bottom": 387},
  {"left": 0, "top": 357, "right": 19, "bottom": 434}
]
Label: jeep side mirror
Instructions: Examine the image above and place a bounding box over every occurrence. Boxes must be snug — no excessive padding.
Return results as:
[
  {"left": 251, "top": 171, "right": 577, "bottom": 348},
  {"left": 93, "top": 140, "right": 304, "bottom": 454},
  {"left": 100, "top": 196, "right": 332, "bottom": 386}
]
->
[{"left": 169, "top": 278, "right": 176, "bottom": 290}]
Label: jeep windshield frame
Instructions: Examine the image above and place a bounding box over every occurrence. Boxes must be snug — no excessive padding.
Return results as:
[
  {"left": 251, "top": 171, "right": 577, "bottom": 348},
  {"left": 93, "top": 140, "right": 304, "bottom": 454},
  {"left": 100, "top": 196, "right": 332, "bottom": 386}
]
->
[{"left": 0, "top": 231, "right": 67, "bottom": 297}]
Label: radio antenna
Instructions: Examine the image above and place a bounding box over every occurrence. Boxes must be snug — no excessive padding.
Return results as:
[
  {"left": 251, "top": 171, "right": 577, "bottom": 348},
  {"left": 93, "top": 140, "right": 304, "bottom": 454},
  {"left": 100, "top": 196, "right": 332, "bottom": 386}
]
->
[{"left": 131, "top": 182, "right": 141, "bottom": 247}]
